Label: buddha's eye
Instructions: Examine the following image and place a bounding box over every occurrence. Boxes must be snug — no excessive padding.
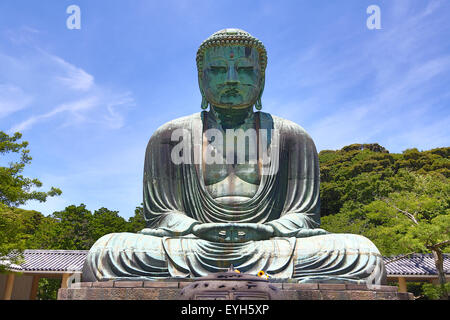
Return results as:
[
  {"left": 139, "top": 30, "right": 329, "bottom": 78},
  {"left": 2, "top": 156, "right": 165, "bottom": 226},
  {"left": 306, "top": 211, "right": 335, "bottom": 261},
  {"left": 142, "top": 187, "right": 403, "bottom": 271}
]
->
[
  {"left": 237, "top": 66, "right": 254, "bottom": 73},
  {"left": 209, "top": 66, "right": 227, "bottom": 74}
]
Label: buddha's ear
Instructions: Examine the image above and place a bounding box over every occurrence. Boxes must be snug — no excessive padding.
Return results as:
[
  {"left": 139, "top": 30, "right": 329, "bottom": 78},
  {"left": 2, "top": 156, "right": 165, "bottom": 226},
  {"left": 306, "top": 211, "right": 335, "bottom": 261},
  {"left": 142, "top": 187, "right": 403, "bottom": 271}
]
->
[
  {"left": 198, "top": 76, "right": 209, "bottom": 110},
  {"left": 255, "top": 77, "right": 265, "bottom": 110},
  {"left": 201, "top": 95, "right": 209, "bottom": 110}
]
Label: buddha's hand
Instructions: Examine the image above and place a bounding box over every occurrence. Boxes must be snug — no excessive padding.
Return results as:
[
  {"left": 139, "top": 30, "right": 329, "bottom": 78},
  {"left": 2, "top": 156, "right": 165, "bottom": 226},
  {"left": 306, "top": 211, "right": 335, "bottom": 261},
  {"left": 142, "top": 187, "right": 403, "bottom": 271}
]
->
[
  {"left": 296, "top": 228, "right": 329, "bottom": 238},
  {"left": 137, "top": 227, "right": 193, "bottom": 237},
  {"left": 192, "top": 223, "right": 274, "bottom": 243},
  {"left": 138, "top": 228, "right": 172, "bottom": 237}
]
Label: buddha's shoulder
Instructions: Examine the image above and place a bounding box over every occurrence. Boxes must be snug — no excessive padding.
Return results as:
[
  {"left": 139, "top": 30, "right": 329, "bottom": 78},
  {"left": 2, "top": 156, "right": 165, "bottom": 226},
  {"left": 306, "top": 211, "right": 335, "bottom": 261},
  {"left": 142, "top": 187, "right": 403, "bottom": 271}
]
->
[
  {"left": 148, "top": 113, "right": 202, "bottom": 142},
  {"left": 260, "top": 112, "right": 313, "bottom": 141},
  {"left": 155, "top": 113, "right": 202, "bottom": 133}
]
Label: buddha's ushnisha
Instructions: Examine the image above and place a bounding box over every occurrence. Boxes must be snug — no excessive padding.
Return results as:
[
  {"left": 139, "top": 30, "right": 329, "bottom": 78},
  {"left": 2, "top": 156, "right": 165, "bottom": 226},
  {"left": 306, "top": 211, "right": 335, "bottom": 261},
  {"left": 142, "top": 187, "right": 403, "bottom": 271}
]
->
[{"left": 83, "top": 29, "right": 386, "bottom": 284}]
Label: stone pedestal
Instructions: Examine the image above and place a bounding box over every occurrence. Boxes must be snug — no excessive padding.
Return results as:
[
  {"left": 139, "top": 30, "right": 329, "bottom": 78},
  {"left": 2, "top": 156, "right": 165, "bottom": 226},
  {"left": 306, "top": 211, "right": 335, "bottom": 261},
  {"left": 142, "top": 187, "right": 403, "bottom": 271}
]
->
[{"left": 58, "top": 281, "right": 413, "bottom": 300}]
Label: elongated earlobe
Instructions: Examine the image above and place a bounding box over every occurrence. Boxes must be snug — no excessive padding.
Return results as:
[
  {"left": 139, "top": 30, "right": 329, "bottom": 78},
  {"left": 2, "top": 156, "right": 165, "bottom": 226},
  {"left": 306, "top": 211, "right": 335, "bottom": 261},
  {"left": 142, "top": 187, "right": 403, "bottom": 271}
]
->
[
  {"left": 255, "top": 78, "right": 265, "bottom": 110},
  {"left": 201, "top": 96, "right": 209, "bottom": 109},
  {"left": 255, "top": 98, "right": 262, "bottom": 110}
]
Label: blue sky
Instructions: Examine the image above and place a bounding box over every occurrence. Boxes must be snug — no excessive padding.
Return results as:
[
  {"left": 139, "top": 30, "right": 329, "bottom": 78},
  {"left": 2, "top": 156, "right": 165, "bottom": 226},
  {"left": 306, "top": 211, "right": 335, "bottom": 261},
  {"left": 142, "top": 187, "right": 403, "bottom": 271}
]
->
[{"left": 1, "top": 0, "right": 449, "bottom": 218}]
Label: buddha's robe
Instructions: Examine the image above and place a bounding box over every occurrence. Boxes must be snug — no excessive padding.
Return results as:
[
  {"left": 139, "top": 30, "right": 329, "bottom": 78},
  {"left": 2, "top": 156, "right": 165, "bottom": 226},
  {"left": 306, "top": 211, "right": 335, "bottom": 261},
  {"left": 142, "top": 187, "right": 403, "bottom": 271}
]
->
[{"left": 82, "top": 112, "right": 386, "bottom": 284}]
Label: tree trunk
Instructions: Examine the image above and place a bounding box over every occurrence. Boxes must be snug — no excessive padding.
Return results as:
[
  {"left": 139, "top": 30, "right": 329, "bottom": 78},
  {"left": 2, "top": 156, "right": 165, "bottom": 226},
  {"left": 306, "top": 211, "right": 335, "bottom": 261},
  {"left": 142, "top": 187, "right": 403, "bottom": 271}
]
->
[{"left": 431, "top": 248, "right": 448, "bottom": 300}]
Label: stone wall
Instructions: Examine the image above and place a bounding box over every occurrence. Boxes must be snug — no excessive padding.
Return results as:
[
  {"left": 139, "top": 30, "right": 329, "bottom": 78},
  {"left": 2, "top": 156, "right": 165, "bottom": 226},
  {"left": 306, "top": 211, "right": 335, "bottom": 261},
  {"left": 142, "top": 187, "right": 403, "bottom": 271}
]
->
[{"left": 58, "top": 281, "right": 414, "bottom": 300}]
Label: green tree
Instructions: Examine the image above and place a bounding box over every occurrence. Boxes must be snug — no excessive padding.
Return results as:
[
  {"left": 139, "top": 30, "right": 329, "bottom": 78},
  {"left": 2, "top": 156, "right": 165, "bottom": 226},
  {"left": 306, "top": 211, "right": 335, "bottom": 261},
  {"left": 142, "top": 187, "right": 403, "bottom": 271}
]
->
[
  {"left": 379, "top": 173, "right": 449, "bottom": 299},
  {"left": 37, "top": 278, "right": 61, "bottom": 300},
  {"left": 0, "top": 131, "right": 61, "bottom": 206},
  {"left": 0, "top": 204, "right": 46, "bottom": 272},
  {"left": 0, "top": 204, "right": 25, "bottom": 271},
  {"left": 0, "top": 131, "right": 61, "bottom": 272},
  {"left": 322, "top": 171, "right": 449, "bottom": 299},
  {"left": 32, "top": 204, "right": 142, "bottom": 250},
  {"left": 319, "top": 144, "right": 449, "bottom": 217},
  {"left": 89, "top": 207, "right": 129, "bottom": 241},
  {"left": 34, "top": 204, "right": 93, "bottom": 250},
  {"left": 127, "top": 204, "right": 146, "bottom": 233},
  {"left": 27, "top": 204, "right": 144, "bottom": 300},
  {"left": 422, "top": 283, "right": 450, "bottom": 300}
]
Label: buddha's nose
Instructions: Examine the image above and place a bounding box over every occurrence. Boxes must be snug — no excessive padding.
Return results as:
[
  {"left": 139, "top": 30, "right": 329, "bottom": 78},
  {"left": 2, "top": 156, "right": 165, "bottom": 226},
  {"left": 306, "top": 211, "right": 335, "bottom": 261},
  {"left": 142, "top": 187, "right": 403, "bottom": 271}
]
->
[{"left": 226, "top": 66, "right": 239, "bottom": 85}]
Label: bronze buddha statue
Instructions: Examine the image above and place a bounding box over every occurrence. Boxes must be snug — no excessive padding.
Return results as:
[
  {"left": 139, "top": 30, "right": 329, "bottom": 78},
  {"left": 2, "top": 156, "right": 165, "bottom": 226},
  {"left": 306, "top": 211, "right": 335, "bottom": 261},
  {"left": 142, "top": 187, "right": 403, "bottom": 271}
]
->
[{"left": 82, "top": 28, "right": 386, "bottom": 285}]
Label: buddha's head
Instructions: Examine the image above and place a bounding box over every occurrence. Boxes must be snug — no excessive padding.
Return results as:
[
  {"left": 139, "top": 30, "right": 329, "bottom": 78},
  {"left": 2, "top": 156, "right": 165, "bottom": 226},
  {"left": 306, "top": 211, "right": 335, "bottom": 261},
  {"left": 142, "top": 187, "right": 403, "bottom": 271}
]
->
[{"left": 197, "top": 28, "right": 267, "bottom": 111}]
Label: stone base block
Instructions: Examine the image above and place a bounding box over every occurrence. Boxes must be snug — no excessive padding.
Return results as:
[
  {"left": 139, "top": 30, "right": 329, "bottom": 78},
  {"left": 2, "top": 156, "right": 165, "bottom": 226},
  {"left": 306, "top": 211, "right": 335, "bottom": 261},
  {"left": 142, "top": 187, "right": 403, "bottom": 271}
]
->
[{"left": 58, "top": 281, "right": 414, "bottom": 300}]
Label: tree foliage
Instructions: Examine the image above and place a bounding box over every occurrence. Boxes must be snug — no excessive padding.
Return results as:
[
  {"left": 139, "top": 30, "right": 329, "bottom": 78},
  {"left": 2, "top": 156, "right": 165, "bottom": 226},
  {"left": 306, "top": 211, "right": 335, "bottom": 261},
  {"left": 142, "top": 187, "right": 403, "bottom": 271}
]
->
[
  {"left": 321, "top": 170, "right": 449, "bottom": 255},
  {"left": 319, "top": 143, "right": 449, "bottom": 217},
  {"left": 320, "top": 143, "right": 449, "bottom": 299},
  {"left": 0, "top": 131, "right": 62, "bottom": 272},
  {"left": 0, "top": 131, "right": 62, "bottom": 206},
  {"left": 2, "top": 203, "right": 146, "bottom": 251},
  {"left": 0, "top": 204, "right": 43, "bottom": 271}
]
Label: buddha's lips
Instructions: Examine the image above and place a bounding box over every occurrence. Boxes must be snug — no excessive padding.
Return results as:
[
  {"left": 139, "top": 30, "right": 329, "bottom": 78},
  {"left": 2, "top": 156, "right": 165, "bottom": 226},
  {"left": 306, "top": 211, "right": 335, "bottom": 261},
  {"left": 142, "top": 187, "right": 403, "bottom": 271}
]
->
[
  {"left": 220, "top": 87, "right": 243, "bottom": 96},
  {"left": 224, "top": 89, "right": 239, "bottom": 95}
]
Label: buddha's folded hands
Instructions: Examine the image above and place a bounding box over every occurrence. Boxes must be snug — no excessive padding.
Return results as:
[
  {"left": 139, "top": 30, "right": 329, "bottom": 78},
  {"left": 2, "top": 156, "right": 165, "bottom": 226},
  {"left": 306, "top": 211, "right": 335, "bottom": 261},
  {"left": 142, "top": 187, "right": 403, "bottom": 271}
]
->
[
  {"left": 192, "top": 222, "right": 274, "bottom": 243},
  {"left": 138, "top": 211, "right": 201, "bottom": 237}
]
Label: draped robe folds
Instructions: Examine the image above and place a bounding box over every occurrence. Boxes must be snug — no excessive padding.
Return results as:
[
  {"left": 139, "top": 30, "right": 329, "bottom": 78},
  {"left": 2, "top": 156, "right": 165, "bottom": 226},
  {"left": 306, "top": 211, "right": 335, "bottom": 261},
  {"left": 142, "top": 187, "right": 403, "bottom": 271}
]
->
[{"left": 82, "top": 111, "right": 387, "bottom": 284}]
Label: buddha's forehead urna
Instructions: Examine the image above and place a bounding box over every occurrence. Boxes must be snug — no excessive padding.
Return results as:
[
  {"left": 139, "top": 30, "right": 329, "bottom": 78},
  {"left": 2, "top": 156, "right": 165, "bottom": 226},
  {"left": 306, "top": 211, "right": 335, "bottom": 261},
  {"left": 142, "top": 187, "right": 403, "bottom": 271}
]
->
[{"left": 196, "top": 28, "right": 268, "bottom": 77}]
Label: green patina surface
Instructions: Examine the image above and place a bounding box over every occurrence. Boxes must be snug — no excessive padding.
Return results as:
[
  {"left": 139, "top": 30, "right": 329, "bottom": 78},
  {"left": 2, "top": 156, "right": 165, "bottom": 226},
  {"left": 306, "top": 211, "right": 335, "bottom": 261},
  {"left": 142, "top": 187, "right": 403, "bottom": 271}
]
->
[{"left": 82, "top": 29, "right": 387, "bottom": 284}]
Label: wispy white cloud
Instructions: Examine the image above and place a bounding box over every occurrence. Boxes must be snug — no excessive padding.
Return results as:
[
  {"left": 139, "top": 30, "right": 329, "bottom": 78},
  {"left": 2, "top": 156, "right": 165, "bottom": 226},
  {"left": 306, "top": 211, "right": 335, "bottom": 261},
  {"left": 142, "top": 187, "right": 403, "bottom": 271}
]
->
[
  {"left": 0, "top": 84, "right": 32, "bottom": 118},
  {"left": 52, "top": 55, "right": 95, "bottom": 91},
  {"left": 20, "top": 140, "right": 145, "bottom": 216},
  {"left": 0, "top": 36, "right": 134, "bottom": 133},
  {"left": 4, "top": 25, "right": 40, "bottom": 45},
  {"left": 0, "top": 25, "right": 138, "bottom": 216},
  {"left": 10, "top": 97, "right": 98, "bottom": 132},
  {"left": 267, "top": 0, "right": 450, "bottom": 153}
]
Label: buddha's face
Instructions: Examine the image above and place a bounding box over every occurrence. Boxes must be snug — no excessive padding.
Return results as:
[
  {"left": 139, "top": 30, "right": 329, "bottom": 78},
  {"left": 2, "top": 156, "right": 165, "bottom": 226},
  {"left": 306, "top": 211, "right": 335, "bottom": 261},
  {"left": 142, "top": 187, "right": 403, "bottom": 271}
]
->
[{"left": 200, "top": 46, "right": 263, "bottom": 109}]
